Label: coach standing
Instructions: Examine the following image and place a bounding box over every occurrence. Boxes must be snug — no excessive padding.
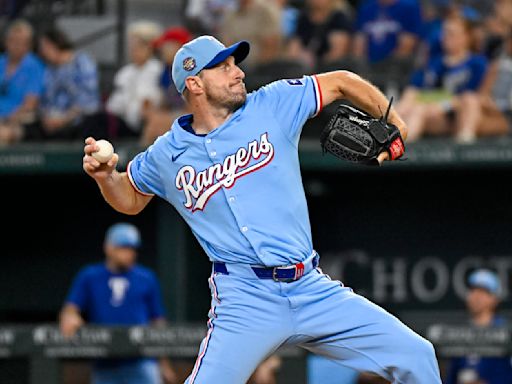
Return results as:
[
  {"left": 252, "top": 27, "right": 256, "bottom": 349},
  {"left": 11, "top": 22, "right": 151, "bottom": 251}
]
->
[{"left": 59, "top": 222, "right": 177, "bottom": 384}]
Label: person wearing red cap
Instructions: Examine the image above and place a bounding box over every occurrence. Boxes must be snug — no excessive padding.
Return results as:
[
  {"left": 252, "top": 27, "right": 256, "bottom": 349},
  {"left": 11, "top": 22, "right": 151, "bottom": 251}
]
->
[{"left": 141, "top": 27, "right": 193, "bottom": 147}]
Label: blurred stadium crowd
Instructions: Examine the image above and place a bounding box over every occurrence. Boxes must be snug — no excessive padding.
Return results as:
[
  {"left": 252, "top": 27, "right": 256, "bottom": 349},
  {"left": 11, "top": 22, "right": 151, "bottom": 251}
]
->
[{"left": 0, "top": 0, "right": 511, "bottom": 149}]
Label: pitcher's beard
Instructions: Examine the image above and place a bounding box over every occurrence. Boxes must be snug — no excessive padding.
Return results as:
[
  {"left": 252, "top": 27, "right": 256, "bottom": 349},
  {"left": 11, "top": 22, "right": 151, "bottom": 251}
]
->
[{"left": 206, "top": 85, "right": 247, "bottom": 113}]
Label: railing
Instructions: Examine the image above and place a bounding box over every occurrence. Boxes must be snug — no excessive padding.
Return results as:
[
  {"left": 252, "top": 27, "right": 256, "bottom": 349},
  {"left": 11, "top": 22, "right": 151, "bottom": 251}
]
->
[{"left": 2, "top": 137, "right": 512, "bottom": 175}]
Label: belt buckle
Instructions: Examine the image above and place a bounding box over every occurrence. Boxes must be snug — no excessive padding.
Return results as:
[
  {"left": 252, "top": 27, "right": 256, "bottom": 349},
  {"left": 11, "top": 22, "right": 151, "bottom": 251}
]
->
[{"left": 272, "top": 265, "right": 297, "bottom": 283}]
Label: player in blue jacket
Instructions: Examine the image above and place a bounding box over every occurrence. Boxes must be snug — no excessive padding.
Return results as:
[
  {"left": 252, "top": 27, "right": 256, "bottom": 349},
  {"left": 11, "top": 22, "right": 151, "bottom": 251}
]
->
[
  {"left": 59, "top": 222, "right": 176, "bottom": 384},
  {"left": 445, "top": 269, "right": 512, "bottom": 384},
  {"left": 82, "top": 35, "right": 442, "bottom": 383}
]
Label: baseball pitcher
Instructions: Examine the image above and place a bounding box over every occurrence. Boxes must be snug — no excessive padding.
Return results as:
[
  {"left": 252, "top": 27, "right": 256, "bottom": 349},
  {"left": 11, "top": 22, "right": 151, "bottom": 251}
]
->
[{"left": 83, "top": 36, "right": 441, "bottom": 383}]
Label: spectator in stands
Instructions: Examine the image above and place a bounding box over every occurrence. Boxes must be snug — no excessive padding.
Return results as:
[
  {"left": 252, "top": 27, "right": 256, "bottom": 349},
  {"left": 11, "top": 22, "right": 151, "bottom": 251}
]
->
[
  {"left": 287, "top": 0, "right": 353, "bottom": 70},
  {"left": 0, "top": 0, "right": 31, "bottom": 22},
  {"left": 396, "top": 16, "right": 494, "bottom": 143},
  {"left": 273, "top": 0, "right": 300, "bottom": 41},
  {"left": 416, "top": 0, "right": 451, "bottom": 67},
  {"left": 353, "top": 0, "right": 422, "bottom": 64},
  {"left": 184, "top": 0, "right": 236, "bottom": 36},
  {"left": 24, "top": 27, "right": 100, "bottom": 141},
  {"left": 458, "top": 0, "right": 495, "bottom": 20},
  {"left": 140, "top": 26, "right": 192, "bottom": 147},
  {"left": 106, "top": 21, "right": 163, "bottom": 139},
  {"left": 59, "top": 222, "right": 177, "bottom": 384},
  {"left": 478, "top": 1, "right": 512, "bottom": 69},
  {"left": 476, "top": 31, "right": 512, "bottom": 138},
  {"left": 219, "top": 0, "right": 282, "bottom": 69},
  {"left": 418, "top": 3, "right": 493, "bottom": 66},
  {"left": 445, "top": 269, "right": 512, "bottom": 384},
  {"left": 0, "top": 19, "right": 44, "bottom": 145}
]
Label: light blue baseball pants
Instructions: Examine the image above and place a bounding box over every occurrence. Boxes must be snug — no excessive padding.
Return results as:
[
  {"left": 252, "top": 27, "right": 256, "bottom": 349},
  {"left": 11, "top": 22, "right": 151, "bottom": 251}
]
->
[{"left": 185, "top": 262, "right": 441, "bottom": 384}]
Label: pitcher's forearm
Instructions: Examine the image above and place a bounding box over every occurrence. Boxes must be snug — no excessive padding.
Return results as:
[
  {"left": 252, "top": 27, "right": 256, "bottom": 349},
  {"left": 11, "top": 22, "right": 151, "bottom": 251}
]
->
[{"left": 97, "top": 171, "right": 151, "bottom": 215}]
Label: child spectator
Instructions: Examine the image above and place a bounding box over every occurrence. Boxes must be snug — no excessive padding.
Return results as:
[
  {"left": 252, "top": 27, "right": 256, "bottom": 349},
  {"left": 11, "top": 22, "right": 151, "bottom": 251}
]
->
[{"left": 396, "top": 16, "right": 494, "bottom": 143}]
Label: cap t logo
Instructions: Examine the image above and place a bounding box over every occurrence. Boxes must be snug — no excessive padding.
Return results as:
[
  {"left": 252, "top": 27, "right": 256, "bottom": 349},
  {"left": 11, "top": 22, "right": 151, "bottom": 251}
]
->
[{"left": 183, "top": 57, "right": 196, "bottom": 71}]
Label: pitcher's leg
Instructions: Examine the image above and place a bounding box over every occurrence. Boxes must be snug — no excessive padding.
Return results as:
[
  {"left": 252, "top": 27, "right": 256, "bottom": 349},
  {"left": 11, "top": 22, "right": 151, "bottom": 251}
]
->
[
  {"left": 295, "top": 271, "right": 441, "bottom": 384},
  {"left": 185, "top": 274, "right": 291, "bottom": 384}
]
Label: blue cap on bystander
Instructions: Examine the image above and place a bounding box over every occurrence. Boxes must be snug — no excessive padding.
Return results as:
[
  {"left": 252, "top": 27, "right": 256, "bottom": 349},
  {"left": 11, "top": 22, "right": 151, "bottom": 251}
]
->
[
  {"left": 468, "top": 269, "right": 500, "bottom": 296},
  {"left": 105, "top": 223, "right": 141, "bottom": 248}
]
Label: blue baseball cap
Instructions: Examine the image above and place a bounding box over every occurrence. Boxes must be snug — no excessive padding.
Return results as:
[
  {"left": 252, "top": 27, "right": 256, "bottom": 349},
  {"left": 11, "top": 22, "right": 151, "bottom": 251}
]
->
[
  {"left": 172, "top": 35, "right": 250, "bottom": 94},
  {"left": 461, "top": 6, "right": 481, "bottom": 23},
  {"left": 105, "top": 223, "right": 141, "bottom": 248},
  {"left": 468, "top": 269, "right": 500, "bottom": 295}
]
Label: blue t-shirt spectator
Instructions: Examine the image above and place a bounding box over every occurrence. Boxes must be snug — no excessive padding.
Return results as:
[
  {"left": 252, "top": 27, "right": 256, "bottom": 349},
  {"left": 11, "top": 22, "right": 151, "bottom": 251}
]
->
[
  {"left": 41, "top": 51, "right": 100, "bottom": 118},
  {"left": 0, "top": 52, "right": 45, "bottom": 118},
  {"left": 66, "top": 262, "right": 166, "bottom": 372},
  {"left": 356, "top": 0, "right": 422, "bottom": 62},
  {"left": 66, "top": 263, "right": 165, "bottom": 325},
  {"left": 410, "top": 54, "right": 487, "bottom": 94}
]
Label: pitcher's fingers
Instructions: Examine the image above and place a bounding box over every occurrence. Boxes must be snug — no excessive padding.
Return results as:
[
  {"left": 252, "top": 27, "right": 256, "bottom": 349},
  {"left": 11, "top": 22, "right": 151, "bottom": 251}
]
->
[
  {"left": 377, "top": 151, "right": 389, "bottom": 164},
  {"left": 84, "top": 137, "right": 96, "bottom": 145},
  {"left": 107, "top": 153, "right": 119, "bottom": 168},
  {"left": 84, "top": 143, "right": 99, "bottom": 155},
  {"left": 83, "top": 153, "right": 101, "bottom": 168},
  {"left": 83, "top": 161, "right": 97, "bottom": 173}
]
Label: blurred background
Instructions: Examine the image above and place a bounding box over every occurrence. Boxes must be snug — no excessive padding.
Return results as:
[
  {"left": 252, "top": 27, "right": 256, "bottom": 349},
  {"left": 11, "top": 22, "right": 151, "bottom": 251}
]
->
[{"left": 0, "top": 0, "right": 511, "bottom": 383}]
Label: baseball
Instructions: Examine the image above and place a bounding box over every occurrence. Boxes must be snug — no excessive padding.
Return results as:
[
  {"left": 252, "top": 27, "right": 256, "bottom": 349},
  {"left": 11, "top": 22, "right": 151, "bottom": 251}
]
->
[{"left": 92, "top": 139, "right": 114, "bottom": 163}]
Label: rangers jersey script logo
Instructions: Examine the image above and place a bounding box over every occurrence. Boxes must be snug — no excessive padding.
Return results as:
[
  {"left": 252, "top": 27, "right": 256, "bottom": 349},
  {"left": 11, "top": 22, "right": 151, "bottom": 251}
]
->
[{"left": 175, "top": 133, "right": 274, "bottom": 212}]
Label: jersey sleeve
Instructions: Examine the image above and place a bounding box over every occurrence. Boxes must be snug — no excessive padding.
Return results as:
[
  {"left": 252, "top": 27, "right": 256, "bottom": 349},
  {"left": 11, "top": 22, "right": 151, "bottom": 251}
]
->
[
  {"left": 127, "top": 142, "right": 165, "bottom": 198},
  {"left": 65, "top": 268, "right": 90, "bottom": 313},
  {"left": 146, "top": 271, "right": 166, "bottom": 320},
  {"left": 256, "top": 75, "right": 323, "bottom": 143}
]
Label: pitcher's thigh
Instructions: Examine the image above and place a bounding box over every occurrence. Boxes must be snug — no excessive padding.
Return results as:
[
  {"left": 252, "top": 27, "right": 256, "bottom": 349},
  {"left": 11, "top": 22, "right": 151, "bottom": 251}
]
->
[{"left": 301, "top": 288, "right": 440, "bottom": 383}]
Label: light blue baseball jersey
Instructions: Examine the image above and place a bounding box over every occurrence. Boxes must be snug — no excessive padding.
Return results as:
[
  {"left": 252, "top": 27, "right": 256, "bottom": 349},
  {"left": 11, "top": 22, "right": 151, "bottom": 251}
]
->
[
  {"left": 127, "top": 72, "right": 442, "bottom": 384},
  {"left": 128, "top": 76, "right": 322, "bottom": 266}
]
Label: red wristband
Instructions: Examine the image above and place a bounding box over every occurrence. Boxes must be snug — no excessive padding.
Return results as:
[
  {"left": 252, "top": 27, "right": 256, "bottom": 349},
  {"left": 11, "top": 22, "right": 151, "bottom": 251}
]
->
[{"left": 388, "top": 137, "right": 405, "bottom": 160}]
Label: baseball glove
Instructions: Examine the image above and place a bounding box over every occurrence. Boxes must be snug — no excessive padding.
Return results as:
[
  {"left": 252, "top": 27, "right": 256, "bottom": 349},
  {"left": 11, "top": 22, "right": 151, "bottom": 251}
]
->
[{"left": 319, "top": 98, "right": 405, "bottom": 166}]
